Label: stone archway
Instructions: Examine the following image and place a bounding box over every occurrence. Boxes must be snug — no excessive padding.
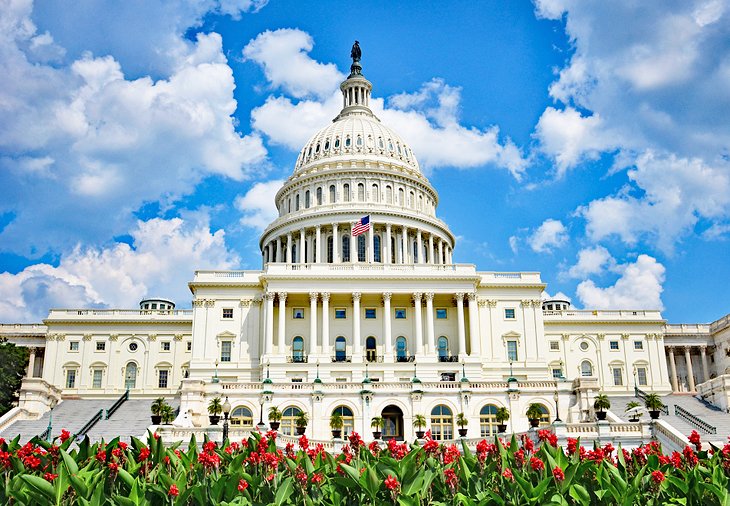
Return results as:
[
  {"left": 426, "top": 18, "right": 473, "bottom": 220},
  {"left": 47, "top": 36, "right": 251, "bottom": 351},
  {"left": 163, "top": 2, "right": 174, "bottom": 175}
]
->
[{"left": 381, "top": 404, "right": 404, "bottom": 441}]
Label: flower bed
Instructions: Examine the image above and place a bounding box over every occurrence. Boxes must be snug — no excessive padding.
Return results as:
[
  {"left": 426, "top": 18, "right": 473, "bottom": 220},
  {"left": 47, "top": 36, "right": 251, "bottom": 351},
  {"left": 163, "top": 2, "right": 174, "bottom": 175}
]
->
[{"left": 0, "top": 428, "right": 728, "bottom": 505}]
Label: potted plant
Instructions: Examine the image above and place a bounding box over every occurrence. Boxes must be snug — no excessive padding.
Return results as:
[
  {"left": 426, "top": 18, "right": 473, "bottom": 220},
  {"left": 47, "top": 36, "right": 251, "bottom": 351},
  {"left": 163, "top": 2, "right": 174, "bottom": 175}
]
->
[
  {"left": 371, "top": 416, "right": 383, "bottom": 439},
  {"left": 330, "top": 412, "right": 344, "bottom": 439},
  {"left": 295, "top": 412, "right": 309, "bottom": 435},
  {"left": 644, "top": 393, "right": 665, "bottom": 419},
  {"left": 208, "top": 396, "right": 223, "bottom": 425},
  {"left": 456, "top": 413, "right": 468, "bottom": 437},
  {"left": 594, "top": 394, "right": 611, "bottom": 421},
  {"left": 413, "top": 414, "right": 427, "bottom": 439},
  {"left": 625, "top": 401, "right": 642, "bottom": 422},
  {"left": 526, "top": 403, "right": 543, "bottom": 428},
  {"left": 495, "top": 406, "right": 510, "bottom": 433},
  {"left": 268, "top": 406, "right": 282, "bottom": 431},
  {"left": 161, "top": 403, "right": 175, "bottom": 425},
  {"left": 150, "top": 397, "right": 166, "bottom": 425}
]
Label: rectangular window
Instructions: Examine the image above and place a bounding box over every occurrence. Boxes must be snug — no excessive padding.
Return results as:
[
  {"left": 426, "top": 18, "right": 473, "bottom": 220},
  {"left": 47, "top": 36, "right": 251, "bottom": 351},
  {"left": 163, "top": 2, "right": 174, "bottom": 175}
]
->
[
  {"left": 549, "top": 341, "right": 560, "bottom": 351},
  {"left": 507, "top": 340, "right": 518, "bottom": 361},
  {"left": 69, "top": 341, "right": 79, "bottom": 351},
  {"left": 436, "top": 308, "right": 447, "bottom": 319},
  {"left": 161, "top": 341, "right": 171, "bottom": 351},
  {"left": 292, "top": 308, "right": 305, "bottom": 319},
  {"left": 394, "top": 308, "right": 407, "bottom": 319},
  {"left": 151, "top": 303, "right": 157, "bottom": 309},
  {"left": 222, "top": 308, "right": 233, "bottom": 319},
  {"left": 158, "top": 370, "right": 168, "bottom": 388},
  {"left": 613, "top": 367, "right": 623, "bottom": 386},
  {"left": 552, "top": 368, "right": 563, "bottom": 379},
  {"left": 610, "top": 341, "right": 619, "bottom": 350},
  {"left": 335, "top": 308, "right": 346, "bottom": 319},
  {"left": 66, "top": 370, "right": 76, "bottom": 388},
  {"left": 634, "top": 341, "right": 644, "bottom": 350},
  {"left": 220, "top": 341, "right": 232, "bottom": 362},
  {"left": 441, "top": 372, "right": 456, "bottom": 381},
  {"left": 186, "top": 342, "right": 192, "bottom": 352},
  {"left": 504, "top": 308, "right": 516, "bottom": 320},
  {"left": 365, "top": 308, "right": 376, "bottom": 319},
  {"left": 92, "top": 369, "right": 103, "bottom": 389},
  {"left": 637, "top": 367, "right": 648, "bottom": 386},
  {"left": 96, "top": 341, "right": 105, "bottom": 351},
  {"left": 291, "top": 378, "right": 303, "bottom": 383}
]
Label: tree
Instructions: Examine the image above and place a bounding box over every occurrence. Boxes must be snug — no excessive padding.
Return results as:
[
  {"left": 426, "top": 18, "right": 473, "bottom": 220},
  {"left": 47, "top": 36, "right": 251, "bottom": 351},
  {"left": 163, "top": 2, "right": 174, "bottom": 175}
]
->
[{"left": 0, "top": 339, "right": 30, "bottom": 416}]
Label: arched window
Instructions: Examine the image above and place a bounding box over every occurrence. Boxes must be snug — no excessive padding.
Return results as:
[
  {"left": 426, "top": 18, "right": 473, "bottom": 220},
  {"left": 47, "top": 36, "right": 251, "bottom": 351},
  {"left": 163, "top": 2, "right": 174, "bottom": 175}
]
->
[
  {"left": 281, "top": 406, "right": 302, "bottom": 435},
  {"left": 357, "top": 183, "right": 365, "bottom": 201},
  {"left": 423, "top": 243, "right": 429, "bottom": 263},
  {"left": 396, "top": 337, "right": 408, "bottom": 361},
  {"left": 292, "top": 244, "right": 297, "bottom": 264},
  {"left": 418, "top": 194, "right": 423, "bottom": 210},
  {"left": 430, "top": 405, "right": 453, "bottom": 441},
  {"left": 295, "top": 194, "right": 300, "bottom": 211},
  {"left": 316, "top": 187, "right": 322, "bottom": 205},
  {"left": 124, "top": 362, "right": 137, "bottom": 390},
  {"left": 329, "top": 185, "right": 336, "bottom": 203},
  {"left": 398, "top": 188, "right": 405, "bottom": 206},
  {"left": 386, "top": 185, "right": 393, "bottom": 203},
  {"left": 391, "top": 237, "right": 396, "bottom": 263},
  {"left": 366, "top": 336, "right": 377, "bottom": 362},
  {"left": 324, "top": 139, "right": 330, "bottom": 151},
  {"left": 335, "top": 336, "right": 346, "bottom": 362},
  {"left": 305, "top": 190, "right": 310, "bottom": 209},
  {"left": 412, "top": 241, "right": 419, "bottom": 263},
  {"left": 342, "top": 235, "right": 350, "bottom": 262},
  {"left": 438, "top": 336, "right": 449, "bottom": 361},
  {"left": 409, "top": 191, "right": 415, "bottom": 208},
  {"left": 358, "top": 235, "right": 366, "bottom": 262},
  {"left": 581, "top": 360, "right": 593, "bottom": 377},
  {"left": 343, "top": 184, "right": 350, "bottom": 202},
  {"left": 345, "top": 136, "right": 351, "bottom": 148},
  {"left": 230, "top": 406, "right": 253, "bottom": 427},
  {"left": 480, "top": 404, "right": 499, "bottom": 437},
  {"left": 334, "top": 137, "right": 340, "bottom": 149},
  {"left": 292, "top": 336, "right": 304, "bottom": 362},
  {"left": 356, "top": 135, "right": 363, "bottom": 147},
  {"left": 332, "top": 406, "right": 354, "bottom": 436},
  {"left": 535, "top": 404, "right": 550, "bottom": 426},
  {"left": 372, "top": 184, "right": 379, "bottom": 202},
  {"left": 327, "top": 236, "right": 334, "bottom": 263},
  {"left": 374, "top": 235, "right": 381, "bottom": 263},
  {"left": 287, "top": 198, "right": 291, "bottom": 213}
]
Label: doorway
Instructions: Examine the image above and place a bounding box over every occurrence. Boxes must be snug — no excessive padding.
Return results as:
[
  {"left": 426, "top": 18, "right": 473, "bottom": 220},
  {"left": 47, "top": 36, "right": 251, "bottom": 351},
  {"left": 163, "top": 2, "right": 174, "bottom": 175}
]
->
[{"left": 381, "top": 405, "right": 404, "bottom": 441}]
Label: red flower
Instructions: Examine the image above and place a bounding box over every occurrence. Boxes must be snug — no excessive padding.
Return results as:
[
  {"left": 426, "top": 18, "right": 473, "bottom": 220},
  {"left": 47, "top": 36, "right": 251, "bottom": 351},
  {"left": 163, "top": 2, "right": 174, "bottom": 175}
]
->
[
  {"left": 423, "top": 438, "right": 439, "bottom": 454},
  {"left": 311, "top": 473, "right": 324, "bottom": 484},
  {"left": 651, "top": 470, "right": 665, "bottom": 484},
  {"left": 43, "top": 472, "right": 58, "bottom": 482},
  {"left": 502, "top": 468, "right": 514, "bottom": 480},
  {"left": 168, "top": 484, "right": 179, "bottom": 497},
  {"left": 137, "top": 446, "right": 150, "bottom": 462},
  {"left": 96, "top": 449, "right": 107, "bottom": 462},
  {"left": 108, "top": 462, "right": 118, "bottom": 472},
  {"left": 688, "top": 430, "right": 702, "bottom": 451},
  {"left": 203, "top": 441, "right": 217, "bottom": 452},
  {"left": 238, "top": 479, "right": 249, "bottom": 492},
  {"left": 552, "top": 466, "right": 565, "bottom": 482},
  {"left": 683, "top": 445, "right": 699, "bottom": 466},
  {"left": 567, "top": 438, "right": 578, "bottom": 455},
  {"left": 530, "top": 456, "right": 545, "bottom": 472},
  {"left": 59, "top": 429, "right": 71, "bottom": 443},
  {"left": 514, "top": 449, "right": 525, "bottom": 467},
  {"left": 298, "top": 435, "right": 309, "bottom": 450},
  {"left": 118, "top": 442, "right": 128, "bottom": 450},
  {"left": 444, "top": 468, "right": 458, "bottom": 490},
  {"left": 384, "top": 475, "right": 399, "bottom": 491}
]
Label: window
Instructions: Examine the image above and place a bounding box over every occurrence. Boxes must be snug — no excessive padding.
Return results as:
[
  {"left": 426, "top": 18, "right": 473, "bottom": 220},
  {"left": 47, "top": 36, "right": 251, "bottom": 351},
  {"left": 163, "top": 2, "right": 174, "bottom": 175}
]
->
[
  {"left": 581, "top": 360, "right": 593, "bottom": 377},
  {"left": 96, "top": 341, "right": 106, "bottom": 351},
  {"left": 549, "top": 341, "right": 559, "bottom": 351},
  {"left": 332, "top": 406, "right": 354, "bottom": 435},
  {"left": 395, "top": 308, "right": 407, "bottom": 319},
  {"left": 66, "top": 369, "right": 76, "bottom": 388},
  {"left": 612, "top": 367, "right": 623, "bottom": 386},
  {"left": 365, "top": 308, "right": 376, "bottom": 319},
  {"left": 580, "top": 341, "right": 589, "bottom": 351},
  {"left": 161, "top": 341, "right": 171, "bottom": 351},
  {"left": 292, "top": 336, "right": 304, "bottom": 362},
  {"left": 129, "top": 342, "right": 138, "bottom": 352},
  {"left": 374, "top": 235, "right": 381, "bottom": 262},
  {"left": 480, "top": 404, "right": 499, "bottom": 437},
  {"left": 70, "top": 341, "right": 79, "bottom": 351},
  {"left": 342, "top": 235, "right": 350, "bottom": 261},
  {"left": 507, "top": 340, "right": 518, "bottom": 361},
  {"left": 220, "top": 341, "right": 232, "bottom": 362},
  {"left": 292, "top": 308, "right": 305, "bottom": 319},
  {"left": 281, "top": 406, "right": 302, "bottom": 436},
  {"left": 441, "top": 372, "right": 456, "bottom": 381},
  {"left": 343, "top": 183, "right": 350, "bottom": 202},
  {"left": 504, "top": 308, "right": 516, "bottom": 320},
  {"left": 222, "top": 308, "right": 233, "bottom": 319},
  {"left": 158, "top": 369, "right": 169, "bottom": 388},
  {"left": 438, "top": 336, "right": 449, "bottom": 360},
  {"left": 636, "top": 367, "right": 648, "bottom": 386},
  {"left": 335, "top": 336, "right": 347, "bottom": 362},
  {"left": 634, "top": 341, "right": 644, "bottom": 350},
  {"left": 552, "top": 368, "right": 563, "bottom": 379},
  {"left": 295, "top": 194, "right": 300, "bottom": 211},
  {"left": 358, "top": 235, "right": 366, "bottom": 262},
  {"left": 398, "top": 188, "right": 405, "bottom": 206},
  {"left": 345, "top": 136, "right": 351, "bottom": 147},
  {"left": 396, "top": 337, "right": 408, "bottom": 361},
  {"left": 151, "top": 303, "right": 157, "bottom": 309},
  {"left": 412, "top": 241, "right": 418, "bottom": 262},
  {"left": 357, "top": 183, "right": 365, "bottom": 201},
  {"left": 335, "top": 308, "right": 347, "bottom": 319},
  {"left": 386, "top": 185, "right": 393, "bottom": 203},
  {"left": 366, "top": 336, "right": 377, "bottom": 362},
  {"left": 372, "top": 184, "right": 379, "bottom": 202},
  {"left": 186, "top": 342, "right": 192, "bottom": 352},
  {"left": 124, "top": 363, "right": 137, "bottom": 389},
  {"left": 305, "top": 190, "right": 310, "bottom": 208},
  {"left": 430, "top": 405, "right": 453, "bottom": 441},
  {"left": 316, "top": 187, "right": 322, "bottom": 205},
  {"left": 329, "top": 185, "right": 336, "bottom": 203},
  {"left": 535, "top": 404, "right": 551, "bottom": 426},
  {"left": 610, "top": 341, "right": 619, "bottom": 351},
  {"left": 231, "top": 406, "right": 253, "bottom": 427},
  {"left": 436, "top": 308, "right": 447, "bottom": 319},
  {"left": 327, "top": 236, "right": 334, "bottom": 263},
  {"left": 92, "top": 369, "right": 103, "bottom": 389}
]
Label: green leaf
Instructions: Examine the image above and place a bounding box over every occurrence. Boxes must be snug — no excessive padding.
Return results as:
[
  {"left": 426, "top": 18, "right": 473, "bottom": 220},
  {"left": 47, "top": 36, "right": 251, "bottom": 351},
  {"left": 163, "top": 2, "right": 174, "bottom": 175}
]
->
[
  {"left": 401, "top": 472, "right": 423, "bottom": 497},
  {"left": 61, "top": 448, "right": 79, "bottom": 476},
  {"left": 665, "top": 475, "right": 688, "bottom": 495},
  {"left": 69, "top": 474, "right": 89, "bottom": 499},
  {"left": 19, "top": 475, "right": 56, "bottom": 502},
  {"left": 569, "top": 484, "right": 590, "bottom": 506},
  {"left": 274, "top": 476, "right": 294, "bottom": 506},
  {"left": 117, "top": 468, "right": 135, "bottom": 489}
]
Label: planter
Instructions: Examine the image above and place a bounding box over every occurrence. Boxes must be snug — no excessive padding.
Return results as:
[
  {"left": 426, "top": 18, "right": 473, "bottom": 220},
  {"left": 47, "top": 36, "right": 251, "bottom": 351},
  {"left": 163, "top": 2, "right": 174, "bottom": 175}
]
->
[
  {"left": 629, "top": 417, "right": 640, "bottom": 423},
  {"left": 331, "top": 429, "right": 342, "bottom": 439},
  {"left": 529, "top": 418, "right": 540, "bottom": 428},
  {"left": 296, "top": 426, "right": 306, "bottom": 435},
  {"left": 649, "top": 410, "right": 660, "bottom": 419},
  {"left": 458, "top": 428, "right": 468, "bottom": 437},
  {"left": 372, "top": 431, "right": 382, "bottom": 440},
  {"left": 596, "top": 411, "right": 607, "bottom": 421},
  {"left": 209, "top": 415, "right": 220, "bottom": 426},
  {"left": 269, "top": 422, "right": 280, "bottom": 431},
  {"left": 415, "top": 430, "right": 425, "bottom": 439},
  {"left": 150, "top": 415, "right": 162, "bottom": 425},
  {"left": 497, "top": 424, "right": 507, "bottom": 433}
]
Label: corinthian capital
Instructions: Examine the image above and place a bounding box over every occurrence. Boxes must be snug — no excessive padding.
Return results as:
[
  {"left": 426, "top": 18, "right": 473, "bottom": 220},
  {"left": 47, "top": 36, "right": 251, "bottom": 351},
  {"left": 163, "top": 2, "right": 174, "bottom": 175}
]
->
[
  {"left": 309, "top": 292, "right": 319, "bottom": 302},
  {"left": 352, "top": 292, "right": 361, "bottom": 301}
]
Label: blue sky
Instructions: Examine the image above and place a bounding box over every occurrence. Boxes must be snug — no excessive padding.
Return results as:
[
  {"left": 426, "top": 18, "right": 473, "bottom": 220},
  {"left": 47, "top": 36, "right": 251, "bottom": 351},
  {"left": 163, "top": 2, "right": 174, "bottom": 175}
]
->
[{"left": 1, "top": 0, "right": 729, "bottom": 324}]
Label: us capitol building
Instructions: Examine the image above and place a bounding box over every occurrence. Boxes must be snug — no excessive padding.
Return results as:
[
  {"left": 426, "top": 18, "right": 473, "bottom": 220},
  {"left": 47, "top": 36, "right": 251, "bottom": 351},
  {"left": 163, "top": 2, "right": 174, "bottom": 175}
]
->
[{"left": 2, "top": 47, "right": 730, "bottom": 447}]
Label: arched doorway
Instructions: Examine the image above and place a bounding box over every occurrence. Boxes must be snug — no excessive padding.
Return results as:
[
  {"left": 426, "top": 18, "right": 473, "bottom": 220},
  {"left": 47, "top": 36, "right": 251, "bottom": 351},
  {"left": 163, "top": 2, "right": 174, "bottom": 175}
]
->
[{"left": 381, "top": 405, "right": 404, "bottom": 441}]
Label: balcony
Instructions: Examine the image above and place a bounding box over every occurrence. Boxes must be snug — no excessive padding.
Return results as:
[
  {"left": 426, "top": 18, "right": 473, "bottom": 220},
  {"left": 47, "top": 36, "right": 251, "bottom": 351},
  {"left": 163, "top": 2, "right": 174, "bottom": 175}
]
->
[
  {"left": 366, "top": 354, "right": 384, "bottom": 363},
  {"left": 395, "top": 355, "right": 416, "bottom": 363},
  {"left": 331, "top": 355, "right": 352, "bottom": 363},
  {"left": 287, "top": 355, "right": 308, "bottom": 364},
  {"left": 438, "top": 355, "right": 459, "bottom": 363}
]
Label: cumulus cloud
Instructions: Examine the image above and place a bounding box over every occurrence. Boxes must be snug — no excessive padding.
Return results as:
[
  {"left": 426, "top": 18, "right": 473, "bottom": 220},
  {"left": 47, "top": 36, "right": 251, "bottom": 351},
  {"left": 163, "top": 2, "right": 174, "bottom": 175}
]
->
[
  {"left": 235, "top": 179, "right": 284, "bottom": 230},
  {"left": 527, "top": 219, "right": 569, "bottom": 253},
  {"left": 566, "top": 245, "right": 615, "bottom": 278},
  {"left": 0, "top": 216, "right": 239, "bottom": 323},
  {"left": 576, "top": 254, "right": 665, "bottom": 310}
]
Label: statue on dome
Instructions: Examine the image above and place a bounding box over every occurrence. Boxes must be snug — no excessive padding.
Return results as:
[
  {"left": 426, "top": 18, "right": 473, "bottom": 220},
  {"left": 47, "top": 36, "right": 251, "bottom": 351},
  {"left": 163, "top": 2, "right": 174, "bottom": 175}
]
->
[{"left": 350, "top": 40, "right": 361, "bottom": 62}]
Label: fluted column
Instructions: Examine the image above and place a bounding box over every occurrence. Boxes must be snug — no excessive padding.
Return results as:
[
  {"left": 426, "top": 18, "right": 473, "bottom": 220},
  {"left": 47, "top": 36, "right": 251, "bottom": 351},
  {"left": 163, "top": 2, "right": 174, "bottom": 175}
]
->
[
  {"left": 315, "top": 226, "right": 321, "bottom": 263},
  {"left": 276, "top": 237, "right": 282, "bottom": 263},
  {"left": 26, "top": 348, "right": 36, "bottom": 377},
  {"left": 332, "top": 224, "right": 340, "bottom": 263},
  {"left": 277, "top": 292, "right": 287, "bottom": 354},
  {"left": 413, "top": 292, "right": 423, "bottom": 356},
  {"left": 455, "top": 293, "right": 466, "bottom": 357},
  {"left": 300, "top": 229, "right": 306, "bottom": 263},
  {"left": 264, "top": 293, "right": 275, "bottom": 357},
  {"left": 321, "top": 292, "right": 330, "bottom": 356},
  {"left": 467, "top": 292, "right": 479, "bottom": 357},
  {"left": 424, "top": 292, "right": 435, "bottom": 353},
  {"left": 383, "top": 292, "right": 392, "bottom": 358},
  {"left": 416, "top": 229, "right": 423, "bottom": 263},
  {"left": 401, "top": 226, "right": 408, "bottom": 263},
  {"left": 309, "top": 292, "right": 318, "bottom": 356},
  {"left": 685, "top": 347, "right": 696, "bottom": 391},
  {"left": 366, "top": 225, "right": 373, "bottom": 262},
  {"left": 668, "top": 347, "right": 679, "bottom": 392},
  {"left": 352, "top": 292, "right": 362, "bottom": 360},
  {"left": 350, "top": 228, "right": 357, "bottom": 263},
  {"left": 428, "top": 235, "right": 434, "bottom": 265},
  {"left": 700, "top": 345, "right": 710, "bottom": 383},
  {"left": 385, "top": 224, "right": 392, "bottom": 264},
  {"left": 438, "top": 239, "right": 444, "bottom": 265},
  {"left": 286, "top": 233, "right": 292, "bottom": 263}
]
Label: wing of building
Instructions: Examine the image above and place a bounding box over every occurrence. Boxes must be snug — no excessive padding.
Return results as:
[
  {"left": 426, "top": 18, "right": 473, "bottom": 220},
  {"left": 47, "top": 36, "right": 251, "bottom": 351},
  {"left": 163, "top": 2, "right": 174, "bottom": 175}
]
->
[{"left": 2, "top": 47, "right": 730, "bottom": 448}]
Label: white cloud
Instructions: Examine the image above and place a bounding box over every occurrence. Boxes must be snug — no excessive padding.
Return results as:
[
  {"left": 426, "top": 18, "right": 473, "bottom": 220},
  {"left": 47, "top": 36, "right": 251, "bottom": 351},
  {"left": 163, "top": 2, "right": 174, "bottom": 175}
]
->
[
  {"left": 235, "top": 179, "right": 284, "bottom": 230},
  {"left": 0, "top": 216, "right": 239, "bottom": 323},
  {"left": 576, "top": 254, "right": 665, "bottom": 310},
  {"left": 243, "top": 29, "right": 345, "bottom": 99},
  {"left": 566, "top": 245, "right": 615, "bottom": 278},
  {"left": 527, "top": 219, "right": 569, "bottom": 253}
]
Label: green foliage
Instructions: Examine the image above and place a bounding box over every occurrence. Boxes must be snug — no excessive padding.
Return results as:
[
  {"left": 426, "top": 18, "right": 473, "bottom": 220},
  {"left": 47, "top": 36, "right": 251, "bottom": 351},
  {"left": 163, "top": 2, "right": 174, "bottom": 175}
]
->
[
  {"left": 150, "top": 397, "right": 167, "bottom": 416},
  {"left": 495, "top": 407, "right": 510, "bottom": 423},
  {"left": 268, "top": 406, "right": 282, "bottom": 421},
  {"left": 160, "top": 404, "right": 175, "bottom": 424},
  {"left": 456, "top": 413, "right": 468, "bottom": 428},
  {"left": 329, "top": 412, "right": 343, "bottom": 430},
  {"left": 413, "top": 414, "right": 427, "bottom": 429},
  {"left": 0, "top": 339, "right": 30, "bottom": 416},
  {"left": 371, "top": 416, "right": 383, "bottom": 430},
  {"left": 526, "top": 403, "right": 543, "bottom": 420},
  {"left": 644, "top": 393, "right": 665, "bottom": 411},
  {"left": 207, "top": 397, "right": 222, "bottom": 415},
  {"left": 295, "top": 412, "right": 309, "bottom": 428},
  {"left": 594, "top": 394, "right": 611, "bottom": 412}
]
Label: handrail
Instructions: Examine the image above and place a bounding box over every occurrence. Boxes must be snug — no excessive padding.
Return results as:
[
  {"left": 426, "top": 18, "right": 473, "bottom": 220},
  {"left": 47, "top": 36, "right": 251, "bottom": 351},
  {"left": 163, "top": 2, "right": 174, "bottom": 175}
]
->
[
  {"left": 75, "top": 409, "right": 104, "bottom": 440},
  {"left": 635, "top": 387, "right": 669, "bottom": 415},
  {"left": 106, "top": 389, "right": 129, "bottom": 419},
  {"left": 675, "top": 405, "right": 717, "bottom": 434},
  {"left": 37, "top": 427, "right": 51, "bottom": 440}
]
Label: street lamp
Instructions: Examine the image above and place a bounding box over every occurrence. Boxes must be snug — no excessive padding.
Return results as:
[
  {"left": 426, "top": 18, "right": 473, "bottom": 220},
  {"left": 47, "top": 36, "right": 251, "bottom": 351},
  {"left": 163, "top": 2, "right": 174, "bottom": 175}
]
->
[
  {"left": 257, "top": 396, "right": 266, "bottom": 430},
  {"left": 213, "top": 360, "right": 219, "bottom": 383},
  {"left": 222, "top": 396, "right": 231, "bottom": 443},
  {"left": 553, "top": 390, "right": 561, "bottom": 423},
  {"left": 46, "top": 398, "right": 57, "bottom": 442}
]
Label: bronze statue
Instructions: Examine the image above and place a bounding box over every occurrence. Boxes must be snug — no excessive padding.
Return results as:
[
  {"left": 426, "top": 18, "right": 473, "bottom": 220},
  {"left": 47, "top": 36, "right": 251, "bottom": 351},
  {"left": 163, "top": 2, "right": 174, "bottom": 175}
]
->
[{"left": 351, "top": 41, "right": 361, "bottom": 62}]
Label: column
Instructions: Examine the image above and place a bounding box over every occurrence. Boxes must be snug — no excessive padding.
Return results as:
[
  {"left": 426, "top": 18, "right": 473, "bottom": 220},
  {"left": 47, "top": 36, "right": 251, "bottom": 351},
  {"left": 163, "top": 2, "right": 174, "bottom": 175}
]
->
[
  {"left": 277, "top": 292, "right": 287, "bottom": 355},
  {"left": 264, "top": 293, "right": 275, "bottom": 357},
  {"left": 416, "top": 229, "right": 423, "bottom": 264},
  {"left": 309, "top": 292, "right": 318, "bottom": 356},
  {"left": 276, "top": 237, "right": 282, "bottom": 263},
  {"left": 332, "top": 224, "right": 340, "bottom": 263},
  {"left": 383, "top": 292, "right": 393, "bottom": 358},
  {"left": 286, "top": 233, "right": 292, "bottom": 263},
  {"left": 300, "top": 229, "right": 306, "bottom": 263},
  {"left": 315, "top": 226, "right": 321, "bottom": 263},
  {"left": 455, "top": 293, "right": 466, "bottom": 358},
  {"left": 438, "top": 239, "right": 444, "bottom": 265},
  {"left": 685, "top": 347, "right": 696, "bottom": 392},
  {"left": 401, "top": 226, "right": 408, "bottom": 263},
  {"left": 424, "top": 292, "right": 435, "bottom": 354},
  {"left": 413, "top": 292, "right": 423, "bottom": 356},
  {"left": 321, "top": 293, "right": 330, "bottom": 357},
  {"left": 350, "top": 228, "right": 357, "bottom": 263},
  {"left": 668, "top": 347, "right": 679, "bottom": 392},
  {"left": 467, "top": 293, "right": 479, "bottom": 357},
  {"left": 385, "top": 224, "right": 392, "bottom": 264},
  {"left": 26, "top": 348, "right": 36, "bottom": 377},
  {"left": 700, "top": 346, "right": 710, "bottom": 383},
  {"left": 428, "top": 235, "right": 434, "bottom": 265},
  {"left": 352, "top": 293, "right": 362, "bottom": 359},
  {"left": 367, "top": 225, "right": 374, "bottom": 263}
]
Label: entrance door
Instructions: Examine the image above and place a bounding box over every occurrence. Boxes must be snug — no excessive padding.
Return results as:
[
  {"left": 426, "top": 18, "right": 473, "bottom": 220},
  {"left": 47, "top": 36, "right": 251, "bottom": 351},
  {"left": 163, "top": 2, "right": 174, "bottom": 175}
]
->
[{"left": 381, "top": 405, "right": 404, "bottom": 441}]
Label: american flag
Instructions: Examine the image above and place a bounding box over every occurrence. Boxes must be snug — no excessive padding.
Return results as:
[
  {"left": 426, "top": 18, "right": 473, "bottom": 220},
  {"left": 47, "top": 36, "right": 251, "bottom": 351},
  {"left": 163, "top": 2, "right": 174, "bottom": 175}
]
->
[{"left": 352, "top": 215, "right": 370, "bottom": 236}]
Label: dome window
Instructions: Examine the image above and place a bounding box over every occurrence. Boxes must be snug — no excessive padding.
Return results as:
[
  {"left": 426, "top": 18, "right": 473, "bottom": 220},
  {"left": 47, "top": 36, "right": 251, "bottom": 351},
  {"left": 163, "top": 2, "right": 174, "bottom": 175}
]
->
[
  {"left": 397, "top": 144, "right": 402, "bottom": 155},
  {"left": 367, "top": 136, "right": 374, "bottom": 148},
  {"left": 356, "top": 136, "right": 362, "bottom": 147},
  {"left": 388, "top": 140, "right": 394, "bottom": 151},
  {"left": 315, "top": 143, "right": 320, "bottom": 154},
  {"left": 378, "top": 138, "right": 384, "bottom": 149},
  {"left": 307, "top": 146, "right": 312, "bottom": 157},
  {"left": 345, "top": 137, "right": 351, "bottom": 148},
  {"left": 324, "top": 139, "right": 330, "bottom": 151},
  {"left": 334, "top": 137, "right": 340, "bottom": 148}
]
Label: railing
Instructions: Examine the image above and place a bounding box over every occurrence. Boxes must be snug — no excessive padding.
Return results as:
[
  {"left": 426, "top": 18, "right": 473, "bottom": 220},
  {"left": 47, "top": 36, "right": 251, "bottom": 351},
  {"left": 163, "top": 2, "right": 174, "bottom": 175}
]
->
[
  {"left": 635, "top": 387, "right": 669, "bottom": 415},
  {"left": 48, "top": 309, "right": 193, "bottom": 317},
  {"left": 675, "top": 405, "right": 717, "bottom": 434},
  {"left": 331, "top": 355, "right": 352, "bottom": 363},
  {"left": 75, "top": 409, "right": 104, "bottom": 440},
  {"left": 438, "top": 355, "right": 459, "bottom": 363},
  {"left": 287, "top": 355, "right": 308, "bottom": 363},
  {"left": 37, "top": 426, "right": 51, "bottom": 440},
  {"left": 366, "top": 355, "right": 384, "bottom": 363},
  {"left": 106, "top": 389, "right": 129, "bottom": 419},
  {"left": 396, "top": 355, "right": 416, "bottom": 363}
]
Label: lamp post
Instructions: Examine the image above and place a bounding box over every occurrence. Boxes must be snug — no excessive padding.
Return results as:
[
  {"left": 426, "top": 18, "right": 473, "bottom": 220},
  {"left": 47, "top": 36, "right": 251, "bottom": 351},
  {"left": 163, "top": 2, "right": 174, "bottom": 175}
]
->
[
  {"left": 46, "top": 398, "right": 57, "bottom": 442},
  {"left": 213, "top": 360, "right": 219, "bottom": 383},
  {"left": 553, "top": 390, "right": 561, "bottom": 423},
  {"left": 222, "top": 396, "right": 231, "bottom": 443},
  {"left": 257, "top": 396, "right": 266, "bottom": 430}
]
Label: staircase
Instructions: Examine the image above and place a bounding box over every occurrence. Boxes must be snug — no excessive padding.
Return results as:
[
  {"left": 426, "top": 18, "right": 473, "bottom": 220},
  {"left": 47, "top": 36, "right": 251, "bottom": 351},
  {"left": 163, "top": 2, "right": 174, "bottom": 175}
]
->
[
  {"left": 0, "top": 400, "right": 105, "bottom": 443},
  {"left": 85, "top": 398, "right": 178, "bottom": 443}
]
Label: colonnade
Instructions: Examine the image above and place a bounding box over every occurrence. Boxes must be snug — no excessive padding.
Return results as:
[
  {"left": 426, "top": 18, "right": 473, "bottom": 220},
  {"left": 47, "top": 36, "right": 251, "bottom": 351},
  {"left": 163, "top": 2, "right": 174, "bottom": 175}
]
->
[{"left": 665, "top": 345, "right": 711, "bottom": 392}]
